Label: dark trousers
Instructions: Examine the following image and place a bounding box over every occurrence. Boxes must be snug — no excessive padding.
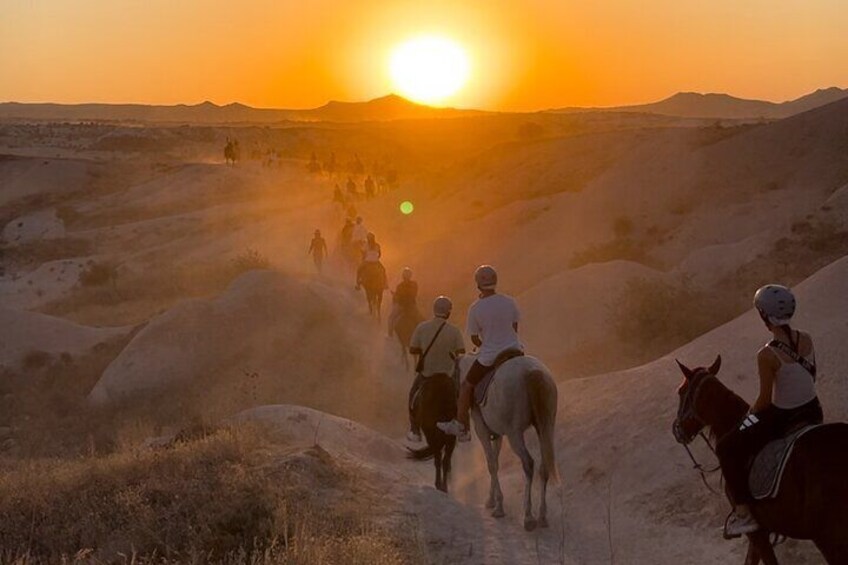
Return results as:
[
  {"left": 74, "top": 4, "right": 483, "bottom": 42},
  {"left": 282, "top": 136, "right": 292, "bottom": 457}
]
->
[
  {"left": 408, "top": 373, "right": 424, "bottom": 434},
  {"left": 716, "top": 397, "right": 823, "bottom": 505},
  {"left": 457, "top": 360, "right": 492, "bottom": 428}
]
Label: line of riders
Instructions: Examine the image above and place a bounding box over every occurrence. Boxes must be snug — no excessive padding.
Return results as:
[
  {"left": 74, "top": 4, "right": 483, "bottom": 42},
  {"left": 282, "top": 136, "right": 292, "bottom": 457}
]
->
[
  {"left": 408, "top": 271, "right": 827, "bottom": 540},
  {"left": 310, "top": 222, "right": 830, "bottom": 540}
]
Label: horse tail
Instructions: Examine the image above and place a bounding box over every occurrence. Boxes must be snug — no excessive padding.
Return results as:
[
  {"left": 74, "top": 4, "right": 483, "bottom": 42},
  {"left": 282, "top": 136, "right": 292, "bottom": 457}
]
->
[
  {"left": 527, "top": 369, "right": 559, "bottom": 484},
  {"left": 406, "top": 445, "right": 436, "bottom": 461}
]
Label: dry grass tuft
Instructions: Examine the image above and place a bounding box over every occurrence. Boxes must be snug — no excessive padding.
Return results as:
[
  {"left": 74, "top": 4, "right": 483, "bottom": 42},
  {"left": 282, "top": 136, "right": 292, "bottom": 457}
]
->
[{"left": 0, "top": 428, "right": 415, "bottom": 564}]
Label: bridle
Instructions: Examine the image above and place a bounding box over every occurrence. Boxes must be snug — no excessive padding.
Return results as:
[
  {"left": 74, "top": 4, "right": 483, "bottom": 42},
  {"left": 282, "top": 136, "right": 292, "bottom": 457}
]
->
[{"left": 673, "top": 368, "right": 722, "bottom": 494}]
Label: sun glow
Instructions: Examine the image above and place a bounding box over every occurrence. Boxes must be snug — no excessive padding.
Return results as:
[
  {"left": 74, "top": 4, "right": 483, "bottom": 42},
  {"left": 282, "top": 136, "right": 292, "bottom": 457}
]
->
[{"left": 389, "top": 36, "right": 471, "bottom": 105}]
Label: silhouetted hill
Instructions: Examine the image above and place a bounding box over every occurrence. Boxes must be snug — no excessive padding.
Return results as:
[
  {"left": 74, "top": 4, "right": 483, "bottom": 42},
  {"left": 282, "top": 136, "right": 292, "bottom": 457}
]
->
[
  {"left": 550, "top": 87, "right": 848, "bottom": 119},
  {"left": 0, "top": 95, "right": 483, "bottom": 124}
]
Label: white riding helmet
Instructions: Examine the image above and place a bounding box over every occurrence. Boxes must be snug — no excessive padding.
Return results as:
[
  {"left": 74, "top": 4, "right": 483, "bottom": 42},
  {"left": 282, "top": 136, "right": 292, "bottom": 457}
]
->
[
  {"left": 433, "top": 295, "right": 453, "bottom": 318},
  {"left": 753, "top": 284, "right": 796, "bottom": 325},
  {"left": 402, "top": 267, "right": 413, "bottom": 281},
  {"left": 474, "top": 265, "right": 498, "bottom": 290}
]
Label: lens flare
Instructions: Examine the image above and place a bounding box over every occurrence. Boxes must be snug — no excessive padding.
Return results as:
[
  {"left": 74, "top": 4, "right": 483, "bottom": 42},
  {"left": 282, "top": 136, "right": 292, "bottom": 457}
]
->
[{"left": 400, "top": 201, "right": 414, "bottom": 215}]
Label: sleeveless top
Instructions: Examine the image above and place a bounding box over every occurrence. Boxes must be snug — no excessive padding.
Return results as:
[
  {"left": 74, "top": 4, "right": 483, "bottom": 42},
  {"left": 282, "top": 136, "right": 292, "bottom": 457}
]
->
[{"left": 769, "top": 339, "right": 817, "bottom": 410}]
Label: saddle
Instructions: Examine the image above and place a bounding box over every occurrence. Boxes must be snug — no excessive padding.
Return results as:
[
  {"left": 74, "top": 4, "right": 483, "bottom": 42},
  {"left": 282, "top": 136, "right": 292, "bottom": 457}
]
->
[
  {"left": 748, "top": 424, "right": 822, "bottom": 500},
  {"left": 474, "top": 349, "right": 525, "bottom": 406}
]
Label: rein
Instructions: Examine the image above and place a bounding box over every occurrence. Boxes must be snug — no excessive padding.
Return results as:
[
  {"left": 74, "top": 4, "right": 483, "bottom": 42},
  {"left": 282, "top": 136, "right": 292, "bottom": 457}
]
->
[
  {"left": 675, "top": 372, "right": 723, "bottom": 494},
  {"left": 681, "top": 431, "right": 722, "bottom": 494}
]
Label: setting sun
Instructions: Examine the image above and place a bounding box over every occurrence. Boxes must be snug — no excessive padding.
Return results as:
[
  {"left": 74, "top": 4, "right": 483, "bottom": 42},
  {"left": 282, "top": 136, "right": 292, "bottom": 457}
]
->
[{"left": 389, "top": 36, "right": 471, "bottom": 105}]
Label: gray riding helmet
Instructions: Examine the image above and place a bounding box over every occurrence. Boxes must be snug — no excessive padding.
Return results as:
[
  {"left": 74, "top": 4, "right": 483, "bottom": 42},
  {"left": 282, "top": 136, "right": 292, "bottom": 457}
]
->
[
  {"left": 474, "top": 265, "right": 498, "bottom": 290},
  {"left": 433, "top": 296, "right": 453, "bottom": 318},
  {"left": 753, "top": 284, "right": 796, "bottom": 324}
]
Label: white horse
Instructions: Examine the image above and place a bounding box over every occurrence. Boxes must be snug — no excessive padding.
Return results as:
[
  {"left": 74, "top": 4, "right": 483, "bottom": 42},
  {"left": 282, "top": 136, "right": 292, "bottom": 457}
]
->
[{"left": 458, "top": 353, "right": 559, "bottom": 531}]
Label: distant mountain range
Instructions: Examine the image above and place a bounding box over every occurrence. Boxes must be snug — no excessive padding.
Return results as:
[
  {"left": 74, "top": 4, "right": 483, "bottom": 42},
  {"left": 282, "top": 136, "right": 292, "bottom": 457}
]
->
[
  {"left": 0, "top": 94, "right": 482, "bottom": 124},
  {"left": 549, "top": 87, "right": 848, "bottom": 120},
  {"left": 1, "top": 88, "right": 846, "bottom": 124}
]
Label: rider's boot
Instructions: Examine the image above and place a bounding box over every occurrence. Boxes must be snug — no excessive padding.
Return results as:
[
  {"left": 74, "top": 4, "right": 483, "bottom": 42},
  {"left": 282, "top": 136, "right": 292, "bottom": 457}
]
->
[{"left": 437, "top": 382, "right": 472, "bottom": 442}]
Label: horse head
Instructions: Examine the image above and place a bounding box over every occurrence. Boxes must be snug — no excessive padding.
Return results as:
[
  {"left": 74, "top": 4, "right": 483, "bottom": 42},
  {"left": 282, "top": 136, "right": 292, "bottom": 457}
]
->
[{"left": 673, "top": 355, "right": 721, "bottom": 445}]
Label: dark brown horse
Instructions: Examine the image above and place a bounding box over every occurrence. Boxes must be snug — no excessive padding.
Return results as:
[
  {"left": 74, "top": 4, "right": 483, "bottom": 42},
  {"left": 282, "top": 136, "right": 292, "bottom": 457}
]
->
[
  {"left": 673, "top": 356, "right": 848, "bottom": 564},
  {"left": 357, "top": 262, "right": 385, "bottom": 321},
  {"left": 407, "top": 373, "right": 457, "bottom": 492}
]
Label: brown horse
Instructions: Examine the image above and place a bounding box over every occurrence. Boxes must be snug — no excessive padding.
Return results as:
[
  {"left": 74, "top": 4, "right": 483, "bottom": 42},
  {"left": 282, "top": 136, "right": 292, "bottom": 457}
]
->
[
  {"left": 407, "top": 373, "right": 457, "bottom": 492},
  {"left": 673, "top": 356, "right": 848, "bottom": 564},
  {"left": 357, "top": 262, "right": 386, "bottom": 321}
]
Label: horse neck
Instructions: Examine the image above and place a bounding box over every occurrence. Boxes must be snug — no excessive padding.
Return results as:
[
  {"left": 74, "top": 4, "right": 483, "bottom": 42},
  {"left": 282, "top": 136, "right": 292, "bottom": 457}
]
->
[{"left": 698, "top": 378, "right": 750, "bottom": 440}]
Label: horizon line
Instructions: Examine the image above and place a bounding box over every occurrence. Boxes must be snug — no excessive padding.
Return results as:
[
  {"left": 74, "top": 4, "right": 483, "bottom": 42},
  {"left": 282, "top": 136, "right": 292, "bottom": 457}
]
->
[{"left": 1, "top": 85, "right": 845, "bottom": 114}]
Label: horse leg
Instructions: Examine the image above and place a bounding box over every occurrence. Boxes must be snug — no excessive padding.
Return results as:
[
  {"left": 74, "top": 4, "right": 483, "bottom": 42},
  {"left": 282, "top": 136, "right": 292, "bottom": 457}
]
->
[
  {"left": 434, "top": 444, "right": 444, "bottom": 492},
  {"left": 538, "top": 445, "right": 550, "bottom": 528},
  {"left": 443, "top": 439, "right": 455, "bottom": 494},
  {"left": 748, "top": 531, "right": 777, "bottom": 565},
  {"left": 507, "top": 431, "right": 536, "bottom": 531},
  {"left": 472, "top": 410, "right": 504, "bottom": 517},
  {"left": 744, "top": 537, "right": 761, "bottom": 565}
]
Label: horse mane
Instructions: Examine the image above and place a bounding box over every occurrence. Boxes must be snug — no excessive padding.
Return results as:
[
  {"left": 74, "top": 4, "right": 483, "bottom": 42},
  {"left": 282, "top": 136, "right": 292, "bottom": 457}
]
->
[{"left": 699, "top": 375, "right": 750, "bottom": 441}]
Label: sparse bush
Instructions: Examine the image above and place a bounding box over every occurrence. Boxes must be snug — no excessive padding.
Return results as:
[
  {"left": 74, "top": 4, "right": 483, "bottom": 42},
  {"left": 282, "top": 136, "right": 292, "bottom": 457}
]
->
[
  {"left": 569, "top": 239, "right": 652, "bottom": 269},
  {"left": 611, "top": 277, "right": 739, "bottom": 360},
  {"left": 79, "top": 260, "right": 118, "bottom": 287},
  {"left": 22, "top": 350, "right": 51, "bottom": 371},
  {"left": 230, "top": 249, "right": 271, "bottom": 278},
  {"left": 613, "top": 216, "right": 634, "bottom": 239}
]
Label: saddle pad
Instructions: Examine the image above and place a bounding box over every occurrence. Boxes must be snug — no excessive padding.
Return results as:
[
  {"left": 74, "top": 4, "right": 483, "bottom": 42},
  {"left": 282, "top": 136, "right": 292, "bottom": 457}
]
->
[
  {"left": 473, "top": 350, "right": 524, "bottom": 407},
  {"left": 474, "top": 368, "right": 496, "bottom": 406},
  {"left": 749, "top": 424, "right": 821, "bottom": 500}
]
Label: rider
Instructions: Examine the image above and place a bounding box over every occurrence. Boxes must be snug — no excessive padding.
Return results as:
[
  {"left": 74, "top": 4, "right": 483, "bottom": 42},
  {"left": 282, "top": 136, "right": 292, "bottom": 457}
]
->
[
  {"left": 355, "top": 232, "right": 387, "bottom": 291},
  {"left": 717, "top": 284, "right": 823, "bottom": 537},
  {"left": 387, "top": 267, "right": 418, "bottom": 338},
  {"left": 407, "top": 296, "right": 466, "bottom": 442},
  {"left": 351, "top": 216, "right": 368, "bottom": 252},
  {"left": 438, "top": 265, "right": 523, "bottom": 442},
  {"left": 307, "top": 229, "right": 328, "bottom": 273}
]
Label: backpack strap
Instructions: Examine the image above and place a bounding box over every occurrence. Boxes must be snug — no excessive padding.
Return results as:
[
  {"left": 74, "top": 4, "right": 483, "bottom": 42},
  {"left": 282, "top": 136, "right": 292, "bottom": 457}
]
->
[
  {"left": 768, "top": 339, "right": 817, "bottom": 380},
  {"left": 416, "top": 321, "right": 447, "bottom": 374}
]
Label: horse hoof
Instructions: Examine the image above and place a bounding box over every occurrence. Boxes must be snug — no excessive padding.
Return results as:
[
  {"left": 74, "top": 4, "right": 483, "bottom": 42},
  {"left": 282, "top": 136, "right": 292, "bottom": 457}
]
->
[
  {"left": 538, "top": 517, "right": 549, "bottom": 529},
  {"left": 491, "top": 508, "right": 505, "bottom": 519},
  {"left": 524, "top": 518, "right": 537, "bottom": 532}
]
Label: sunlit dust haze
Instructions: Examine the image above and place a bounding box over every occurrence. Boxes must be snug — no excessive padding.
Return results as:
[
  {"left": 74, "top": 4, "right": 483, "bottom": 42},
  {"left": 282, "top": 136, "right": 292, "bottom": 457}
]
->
[{"left": 1, "top": 0, "right": 846, "bottom": 110}]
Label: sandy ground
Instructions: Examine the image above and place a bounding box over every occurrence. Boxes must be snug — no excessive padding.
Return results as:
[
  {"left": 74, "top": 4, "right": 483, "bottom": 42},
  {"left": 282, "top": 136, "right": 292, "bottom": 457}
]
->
[{"left": 1, "top": 100, "right": 847, "bottom": 562}]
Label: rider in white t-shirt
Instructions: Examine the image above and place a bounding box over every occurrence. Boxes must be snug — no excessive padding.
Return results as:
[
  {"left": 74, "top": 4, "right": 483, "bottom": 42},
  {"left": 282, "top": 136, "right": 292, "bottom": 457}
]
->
[{"left": 438, "top": 265, "right": 523, "bottom": 441}]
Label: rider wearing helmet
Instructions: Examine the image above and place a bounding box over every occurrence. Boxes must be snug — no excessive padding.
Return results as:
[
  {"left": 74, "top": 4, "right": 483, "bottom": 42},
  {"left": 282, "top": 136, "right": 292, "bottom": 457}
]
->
[
  {"left": 407, "top": 296, "right": 465, "bottom": 442},
  {"left": 717, "top": 284, "right": 823, "bottom": 537},
  {"left": 438, "top": 265, "right": 523, "bottom": 442},
  {"left": 307, "top": 229, "right": 328, "bottom": 273},
  {"left": 387, "top": 267, "right": 418, "bottom": 338}
]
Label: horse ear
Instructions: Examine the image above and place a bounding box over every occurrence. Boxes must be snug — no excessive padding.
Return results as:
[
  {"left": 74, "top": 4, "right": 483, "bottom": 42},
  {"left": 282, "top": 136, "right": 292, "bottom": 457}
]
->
[
  {"left": 708, "top": 355, "right": 722, "bottom": 375},
  {"left": 676, "top": 359, "right": 694, "bottom": 380}
]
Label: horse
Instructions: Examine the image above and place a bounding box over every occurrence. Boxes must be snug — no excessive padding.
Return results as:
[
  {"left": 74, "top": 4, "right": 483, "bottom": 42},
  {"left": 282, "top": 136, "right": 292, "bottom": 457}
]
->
[
  {"left": 407, "top": 373, "right": 458, "bottom": 492},
  {"left": 393, "top": 305, "right": 424, "bottom": 371},
  {"left": 458, "top": 354, "right": 559, "bottom": 531},
  {"left": 673, "top": 355, "right": 848, "bottom": 564},
  {"left": 357, "top": 262, "right": 385, "bottom": 321}
]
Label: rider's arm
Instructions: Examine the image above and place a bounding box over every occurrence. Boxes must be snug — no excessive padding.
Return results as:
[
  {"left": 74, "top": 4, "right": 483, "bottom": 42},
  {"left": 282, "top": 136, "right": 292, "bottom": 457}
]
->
[{"left": 751, "top": 347, "right": 778, "bottom": 413}]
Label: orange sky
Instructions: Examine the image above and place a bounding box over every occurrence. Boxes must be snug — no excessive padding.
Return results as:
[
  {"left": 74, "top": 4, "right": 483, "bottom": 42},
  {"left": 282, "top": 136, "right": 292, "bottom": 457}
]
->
[{"left": 1, "top": 0, "right": 845, "bottom": 111}]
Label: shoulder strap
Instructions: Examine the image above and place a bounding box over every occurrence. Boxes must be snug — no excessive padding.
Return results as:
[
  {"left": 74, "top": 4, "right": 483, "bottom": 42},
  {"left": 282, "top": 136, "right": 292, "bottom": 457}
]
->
[
  {"left": 419, "top": 321, "right": 448, "bottom": 364},
  {"left": 769, "top": 339, "right": 817, "bottom": 380}
]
